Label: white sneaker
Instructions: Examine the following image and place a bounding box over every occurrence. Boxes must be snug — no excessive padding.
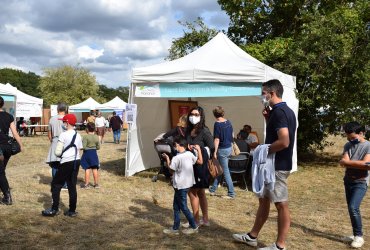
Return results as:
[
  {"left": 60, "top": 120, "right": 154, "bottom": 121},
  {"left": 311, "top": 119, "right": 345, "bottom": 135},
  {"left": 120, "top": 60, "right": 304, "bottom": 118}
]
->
[
  {"left": 258, "top": 243, "right": 286, "bottom": 250},
  {"left": 351, "top": 236, "right": 364, "bottom": 248},
  {"left": 182, "top": 226, "right": 199, "bottom": 235},
  {"left": 232, "top": 233, "right": 258, "bottom": 247},
  {"left": 181, "top": 222, "right": 190, "bottom": 228},
  {"left": 163, "top": 228, "right": 179, "bottom": 235}
]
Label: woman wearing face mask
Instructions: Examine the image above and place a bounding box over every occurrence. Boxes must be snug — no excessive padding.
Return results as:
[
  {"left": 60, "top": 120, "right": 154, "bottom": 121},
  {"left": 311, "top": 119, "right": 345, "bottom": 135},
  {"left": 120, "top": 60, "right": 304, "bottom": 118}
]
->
[{"left": 186, "top": 106, "right": 214, "bottom": 227}]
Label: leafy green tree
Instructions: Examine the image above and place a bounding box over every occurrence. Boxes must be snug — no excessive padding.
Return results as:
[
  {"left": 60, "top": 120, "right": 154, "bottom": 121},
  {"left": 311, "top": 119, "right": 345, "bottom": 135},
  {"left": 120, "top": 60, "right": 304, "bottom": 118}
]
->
[
  {"left": 168, "top": 1, "right": 369, "bottom": 153},
  {"left": 0, "top": 68, "right": 41, "bottom": 97},
  {"left": 166, "top": 17, "right": 219, "bottom": 60},
  {"left": 39, "top": 65, "right": 104, "bottom": 106}
]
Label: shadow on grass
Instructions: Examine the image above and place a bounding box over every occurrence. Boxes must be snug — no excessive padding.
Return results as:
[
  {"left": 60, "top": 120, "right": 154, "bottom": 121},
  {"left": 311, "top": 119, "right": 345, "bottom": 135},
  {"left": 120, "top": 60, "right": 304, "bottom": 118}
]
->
[
  {"left": 291, "top": 221, "right": 349, "bottom": 245},
  {"left": 37, "top": 192, "right": 67, "bottom": 211},
  {"left": 128, "top": 198, "right": 267, "bottom": 248}
]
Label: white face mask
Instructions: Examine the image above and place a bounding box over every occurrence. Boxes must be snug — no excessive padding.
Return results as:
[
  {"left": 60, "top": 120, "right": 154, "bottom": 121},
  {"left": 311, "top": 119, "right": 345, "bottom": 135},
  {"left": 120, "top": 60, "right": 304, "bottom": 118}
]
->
[
  {"left": 189, "top": 116, "right": 201, "bottom": 125},
  {"left": 260, "top": 95, "right": 270, "bottom": 107}
]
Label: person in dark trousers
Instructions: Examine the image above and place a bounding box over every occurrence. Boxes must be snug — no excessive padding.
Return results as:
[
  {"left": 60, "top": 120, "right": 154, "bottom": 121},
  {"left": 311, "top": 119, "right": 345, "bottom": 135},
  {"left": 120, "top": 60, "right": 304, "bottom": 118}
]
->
[
  {"left": 42, "top": 114, "right": 83, "bottom": 217},
  {"left": 109, "top": 111, "right": 123, "bottom": 144},
  {"left": 233, "top": 79, "right": 297, "bottom": 250},
  {"left": 339, "top": 122, "right": 370, "bottom": 248},
  {"left": 0, "top": 96, "right": 23, "bottom": 205}
]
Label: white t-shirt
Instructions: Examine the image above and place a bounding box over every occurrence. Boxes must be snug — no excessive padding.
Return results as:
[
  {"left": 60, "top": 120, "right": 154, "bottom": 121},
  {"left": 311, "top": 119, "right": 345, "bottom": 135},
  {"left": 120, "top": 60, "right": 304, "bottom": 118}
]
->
[
  {"left": 95, "top": 117, "right": 106, "bottom": 128},
  {"left": 169, "top": 151, "right": 197, "bottom": 189},
  {"left": 58, "top": 130, "right": 83, "bottom": 164}
]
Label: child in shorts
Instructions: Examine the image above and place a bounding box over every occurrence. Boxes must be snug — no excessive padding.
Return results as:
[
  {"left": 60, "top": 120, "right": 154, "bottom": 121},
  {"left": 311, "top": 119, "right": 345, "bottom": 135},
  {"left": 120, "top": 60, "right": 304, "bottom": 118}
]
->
[
  {"left": 80, "top": 122, "right": 100, "bottom": 189},
  {"left": 162, "top": 136, "right": 203, "bottom": 235}
]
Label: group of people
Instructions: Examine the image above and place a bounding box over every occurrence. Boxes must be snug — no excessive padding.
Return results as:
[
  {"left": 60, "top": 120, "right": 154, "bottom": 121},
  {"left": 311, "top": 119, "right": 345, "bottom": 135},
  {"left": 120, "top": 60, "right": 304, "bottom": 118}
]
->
[
  {"left": 0, "top": 78, "right": 369, "bottom": 249},
  {"left": 85, "top": 110, "right": 124, "bottom": 144}
]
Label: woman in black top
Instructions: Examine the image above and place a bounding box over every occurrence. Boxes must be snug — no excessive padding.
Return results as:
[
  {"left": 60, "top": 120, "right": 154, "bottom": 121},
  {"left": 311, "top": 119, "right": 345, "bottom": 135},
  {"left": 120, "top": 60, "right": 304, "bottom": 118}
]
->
[
  {"left": 186, "top": 106, "right": 214, "bottom": 226},
  {"left": 0, "top": 96, "right": 23, "bottom": 205}
]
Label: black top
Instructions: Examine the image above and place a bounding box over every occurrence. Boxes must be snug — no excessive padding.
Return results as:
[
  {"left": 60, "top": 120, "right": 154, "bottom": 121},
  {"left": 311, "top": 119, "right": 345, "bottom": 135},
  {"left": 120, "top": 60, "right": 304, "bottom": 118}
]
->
[
  {"left": 109, "top": 115, "right": 123, "bottom": 130},
  {"left": 265, "top": 102, "right": 296, "bottom": 171},
  {"left": 186, "top": 127, "right": 214, "bottom": 151},
  {"left": 163, "top": 126, "right": 186, "bottom": 139},
  {"left": 0, "top": 111, "right": 14, "bottom": 144}
]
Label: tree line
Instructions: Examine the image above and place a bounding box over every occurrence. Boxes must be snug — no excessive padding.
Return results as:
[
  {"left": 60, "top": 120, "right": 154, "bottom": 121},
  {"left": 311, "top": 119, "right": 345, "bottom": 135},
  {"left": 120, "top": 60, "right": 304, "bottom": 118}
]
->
[{"left": 0, "top": 67, "right": 129, "bottom": 106}]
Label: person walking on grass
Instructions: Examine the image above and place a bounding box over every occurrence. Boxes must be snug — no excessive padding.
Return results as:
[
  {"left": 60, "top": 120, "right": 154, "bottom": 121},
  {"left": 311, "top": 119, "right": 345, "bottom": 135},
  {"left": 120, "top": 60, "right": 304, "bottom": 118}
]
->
[
  {"left": 339, "top": 122, "right": 370, "bottom": 249},
  {"left": 209, "top": 106, "right": 235, "bottom": 199},
  {"left": 162, "top": 136, "right": 202, "bottom": 235},
  {"left": 42, "top": 114, "right": 83, "bottom": 217},
  {"left": 80, "top": 122, "right": 100, "bottom": 189},
  {"left": 0, "top": 96, "right": 23, "bottom": 205},
  {"left": 233, "top": 79, "right": 297, "bottom": 250},
  {"left": 95, "top": 112, "right": 106, "bottom": 144},
  {"left": 109, "top": 111, "right": 123, "bottom": 144}
]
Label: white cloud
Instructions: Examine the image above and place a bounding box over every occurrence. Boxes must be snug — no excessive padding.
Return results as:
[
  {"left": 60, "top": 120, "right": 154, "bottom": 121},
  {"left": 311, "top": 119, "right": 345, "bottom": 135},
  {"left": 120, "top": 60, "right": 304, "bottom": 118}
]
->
[{"left": 77, "top": 46, "right": 104, "bottom": 60}]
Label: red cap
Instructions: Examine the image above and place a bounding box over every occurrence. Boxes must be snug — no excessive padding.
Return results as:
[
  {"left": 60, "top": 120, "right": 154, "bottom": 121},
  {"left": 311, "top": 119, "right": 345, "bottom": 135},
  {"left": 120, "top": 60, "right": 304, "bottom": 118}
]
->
[{"left": 59, "top": 114, "right": 77, "bottom": 125}]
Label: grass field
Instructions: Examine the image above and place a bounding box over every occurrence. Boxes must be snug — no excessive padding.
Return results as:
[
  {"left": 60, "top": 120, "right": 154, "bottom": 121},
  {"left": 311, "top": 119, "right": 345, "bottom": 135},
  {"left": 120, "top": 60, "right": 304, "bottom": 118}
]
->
[{"left": 0, "top": 133, "right": 369, "bottom": 249}]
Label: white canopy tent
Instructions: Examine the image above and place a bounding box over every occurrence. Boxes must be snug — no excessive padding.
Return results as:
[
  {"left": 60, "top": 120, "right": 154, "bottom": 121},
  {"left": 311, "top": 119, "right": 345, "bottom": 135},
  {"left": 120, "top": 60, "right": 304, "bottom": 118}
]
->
[
  {"left": 127, "top": 32, "right": 299, "bottom": 177},
  {"left": 69, "top": 97, "right": 101, "bottom": 113},
  {"left": 5, "top": 83, "right": 43, "bottom": 118},
  {"left": 0, "top": 83, "right": 17, "bottom": 117},
  {"left": 95, "top": 96, "right": 127, "bottom": 112}
]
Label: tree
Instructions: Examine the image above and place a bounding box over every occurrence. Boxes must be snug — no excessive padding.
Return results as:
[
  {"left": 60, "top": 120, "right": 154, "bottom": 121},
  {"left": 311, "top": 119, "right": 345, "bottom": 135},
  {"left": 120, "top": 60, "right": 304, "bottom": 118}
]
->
[
  {"left": 166, "top": 18, "right": 219, "bottom": 60},
  {"left": 168, "top": 1, "right": 369, "bottom": 154},
  {"left": 0, "top": 68, "right": 41, "bottom": 98},
  {"left": 39, "top": 65, "right": 104, "bottom": 106},
  {"left": 99, "top": 84, "right": 129, "bottom": 103}
]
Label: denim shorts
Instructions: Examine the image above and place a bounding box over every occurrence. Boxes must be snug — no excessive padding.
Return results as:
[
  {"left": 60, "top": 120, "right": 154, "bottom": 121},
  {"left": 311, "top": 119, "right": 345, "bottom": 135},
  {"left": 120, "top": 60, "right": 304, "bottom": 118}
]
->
[{"left": 262, "top": 171, "right": 290, "bottom": 203}]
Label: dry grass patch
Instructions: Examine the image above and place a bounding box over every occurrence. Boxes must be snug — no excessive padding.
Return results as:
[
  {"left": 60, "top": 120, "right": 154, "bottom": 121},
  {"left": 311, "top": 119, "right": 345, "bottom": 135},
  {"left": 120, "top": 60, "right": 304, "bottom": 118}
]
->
[{"left": 0, "top": 133, "right": 369, "bottom": 249}]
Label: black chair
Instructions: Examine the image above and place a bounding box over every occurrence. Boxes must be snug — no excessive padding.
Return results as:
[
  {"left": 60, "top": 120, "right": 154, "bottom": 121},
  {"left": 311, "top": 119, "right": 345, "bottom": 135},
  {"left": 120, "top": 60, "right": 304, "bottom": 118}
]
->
[{"left": 228, "top": 139, "right": 251, "bottom": 190}]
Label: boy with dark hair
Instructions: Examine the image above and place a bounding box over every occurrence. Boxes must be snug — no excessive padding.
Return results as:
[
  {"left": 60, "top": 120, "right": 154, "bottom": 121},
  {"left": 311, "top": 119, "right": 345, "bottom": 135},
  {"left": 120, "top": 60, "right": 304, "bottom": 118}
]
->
[
  {"left": 42, "top": 114, "right": 83, "bottom": 217},
  {"left": 162, "top": 136, "right": 203, "bottom": 235},
  {"left": 340, "top": 121, "right": 370, "bottom": 248}
]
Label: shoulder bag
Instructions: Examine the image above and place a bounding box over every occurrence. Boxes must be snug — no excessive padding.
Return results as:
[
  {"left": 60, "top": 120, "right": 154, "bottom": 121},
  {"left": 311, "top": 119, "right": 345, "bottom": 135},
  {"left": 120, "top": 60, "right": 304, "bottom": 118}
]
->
[
  {"left": 208, "top": 157, "right": 223, "bottom": 178},
  {"left": 8, "top": 137, "right": 21, "bottom": 155}
]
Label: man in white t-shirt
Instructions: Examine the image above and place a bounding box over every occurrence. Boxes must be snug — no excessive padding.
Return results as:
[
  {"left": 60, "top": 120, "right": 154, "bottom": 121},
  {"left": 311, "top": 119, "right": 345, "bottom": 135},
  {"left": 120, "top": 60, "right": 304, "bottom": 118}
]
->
[
  {"left": 238, "top": 125, "right": 259, "bottom": 153},
  {"left": 42, "top": 114, "right": 83, "bottom": 217}
]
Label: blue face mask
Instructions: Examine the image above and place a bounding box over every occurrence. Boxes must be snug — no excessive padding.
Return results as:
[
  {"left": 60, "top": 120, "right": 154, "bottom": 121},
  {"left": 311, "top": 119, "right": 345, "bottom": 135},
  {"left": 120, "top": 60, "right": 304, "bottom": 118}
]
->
[
  {"left": 349, "top": 138, "right": 360, "bottom": 145},
  {"left": 62, "top": 124, "right": 67, "bottom": 131}
]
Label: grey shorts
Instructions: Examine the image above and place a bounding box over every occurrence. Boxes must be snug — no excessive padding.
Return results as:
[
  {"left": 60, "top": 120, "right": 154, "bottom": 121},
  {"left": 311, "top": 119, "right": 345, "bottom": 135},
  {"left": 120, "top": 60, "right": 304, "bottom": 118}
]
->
[{"left": 262, "top": 171, "right": 290, "bottom": 203}]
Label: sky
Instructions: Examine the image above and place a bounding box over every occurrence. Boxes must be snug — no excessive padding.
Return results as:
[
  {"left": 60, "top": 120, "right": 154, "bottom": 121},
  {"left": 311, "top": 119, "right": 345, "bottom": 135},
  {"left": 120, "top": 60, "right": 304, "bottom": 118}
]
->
[{"left": 0, "top": 0, "right": 230, "bottom": 88}]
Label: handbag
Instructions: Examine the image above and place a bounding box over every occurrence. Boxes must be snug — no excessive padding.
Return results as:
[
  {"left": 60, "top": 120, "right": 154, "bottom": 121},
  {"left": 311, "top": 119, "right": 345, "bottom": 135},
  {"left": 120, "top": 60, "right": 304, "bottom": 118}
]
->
[
  {"left": 8, "top": 137, "right": 21, "bottom": 155},
  {"left": 208, "top": 157, "right": 223, "bottom": 178},
  {"left": 231, "top": 141, "right": 240, "bottom": 156}
]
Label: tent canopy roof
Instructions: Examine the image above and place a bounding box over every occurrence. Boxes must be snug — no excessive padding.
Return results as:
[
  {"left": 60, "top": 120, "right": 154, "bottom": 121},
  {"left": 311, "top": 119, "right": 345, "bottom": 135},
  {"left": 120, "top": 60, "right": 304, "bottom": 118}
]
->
[
  {"left": 0, "top": 83, "right": 17, "bottom": 96},
  {"left": 132, "top": 32, "right": 295, "bottom": 89},
  {"left": 6, "top": 83, "right": 42, "bottom": 104},
  {"left": 96, "top": 96, "right": 127, "bottom": 110},
  {"left": 69, "top": 97, "right": 101, "bottom": 111}
]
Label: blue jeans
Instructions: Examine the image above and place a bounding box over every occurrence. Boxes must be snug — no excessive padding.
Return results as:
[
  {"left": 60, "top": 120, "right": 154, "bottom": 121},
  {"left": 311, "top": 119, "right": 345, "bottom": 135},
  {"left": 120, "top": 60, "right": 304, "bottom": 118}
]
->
[
  {"left": 113, "top": 129, "right": 121, "bottom": 143},
  {"left": 173, "top": 188, "right": 197, "bottom": 230},
  {"left": 344, "top": 177, "right": 368, "bottom": 236},
  {"left": 209, "top": 147, "right": 235, "bottom": 197}
]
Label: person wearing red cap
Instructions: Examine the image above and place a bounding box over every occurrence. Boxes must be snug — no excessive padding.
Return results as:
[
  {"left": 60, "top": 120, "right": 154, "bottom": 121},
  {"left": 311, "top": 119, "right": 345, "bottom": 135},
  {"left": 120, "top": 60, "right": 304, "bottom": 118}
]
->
[{"left": 42, "top": 113, "right": 83, "bottom": 217}]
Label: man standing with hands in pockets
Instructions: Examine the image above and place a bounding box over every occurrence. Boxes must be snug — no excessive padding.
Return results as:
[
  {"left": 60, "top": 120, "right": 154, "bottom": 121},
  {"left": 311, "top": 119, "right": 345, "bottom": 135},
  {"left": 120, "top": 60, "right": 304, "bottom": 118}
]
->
[{"left": 233, "top": 79, "right": 297, "bottom": 250}]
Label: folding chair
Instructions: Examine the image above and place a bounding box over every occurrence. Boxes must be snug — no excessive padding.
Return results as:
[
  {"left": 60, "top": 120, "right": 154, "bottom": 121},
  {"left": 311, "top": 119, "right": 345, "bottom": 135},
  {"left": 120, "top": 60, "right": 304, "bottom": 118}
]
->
[{"left": 228, "top": 138, "right": 251, "bottom": 190}]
